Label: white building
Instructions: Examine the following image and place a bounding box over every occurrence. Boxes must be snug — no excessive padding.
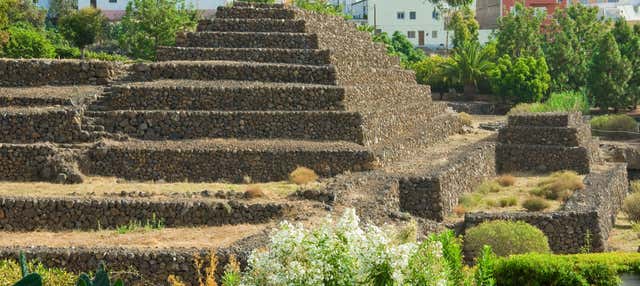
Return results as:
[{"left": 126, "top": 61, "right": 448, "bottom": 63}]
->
[
  {"left": 585, "top": 0, "right": 640, "bottom": 23},
  {"left": 367, "top": 0, "right": 453, "bottom": 49}
]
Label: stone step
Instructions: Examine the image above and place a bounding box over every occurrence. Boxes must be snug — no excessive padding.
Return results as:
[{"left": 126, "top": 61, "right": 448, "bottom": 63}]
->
[
  {"left": 233, "top": 1, "right": 285, "bottom": 8},
  {"left": 498, "top": 125, "right": 591, "bottom": 146},
  {"left": 156, "top": 46, "right": 331, "bottom": 65},
  {"left": 87, "top": 110, "right": 363, "bottom": 143},
  {"left": 496, "top": 143, "right": 592, "bottom": 174},
  {"left": 176, "top": 31, "right": 318, "bottom": 49},
  {"left": 197, "top": 18, "right": 306, "bottom": 33},
  {"left": 132, "top": 61, "right": 336, "bottom": 85},
  {"left": 0, "top": 107, "right": 89, "bottom": 143},
  {"left": 216, "top": 6, "right": 295, "bottom": 19},
  {"left": 338, "top": 67, "right": 417, "bottom": 86},
  {"left": 101, "top": 80, "right": 345, "bottom": 111},
  {"left": 82, "top": 138, "right": 374, "bottom": 182},
  {"left": 0, "top": 196, "right": 288, "bottom": 231},
  {"left": 0, "top": 86, "right": 102, "bottom": 107}
]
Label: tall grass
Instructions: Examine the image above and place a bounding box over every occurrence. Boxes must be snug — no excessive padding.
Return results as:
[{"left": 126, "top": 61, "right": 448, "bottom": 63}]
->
[
  {"left": 509, "top": 90, "right": 589, "bottom": 114},
  {"left": 591, "top": 114, "right": 639, "bottom": 132}
]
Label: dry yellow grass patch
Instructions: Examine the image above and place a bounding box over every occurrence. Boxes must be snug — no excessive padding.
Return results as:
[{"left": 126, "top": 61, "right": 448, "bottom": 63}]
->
[
  {"left": 0, "top": 224, "right": 269, "bottom": 249},
  {"left": 289, "top": 167, "right": 319, "bottom": 185},
  {"left": 0, "top": 176, "right": 300, "bottom": 198},
  {"left": 496, "top": 174, "right": 517, "bottom": 187}
]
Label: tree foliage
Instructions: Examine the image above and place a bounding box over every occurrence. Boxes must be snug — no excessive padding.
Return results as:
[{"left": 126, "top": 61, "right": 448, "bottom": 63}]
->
[
  {"left": 588, "top": 32, "right": 632, "bottom": 111},
  {"left": 489, "top": 54, "right": 551, "bottom": 103},
  {"left": 442, "top": 41, "right": 495, "bottom": 96},
  {"left": 47, "top": 0, "right": 77, "bottom": 22},
  {"left": 59, "top": 8, "right": 107, "bottom": 58},
  {"left": 447, "top": 5, "right": 479, "bottom": 49},
  {"left": 3, "top": 25, "right": 55, "bottom": 58},
  {"left": 371, "top": 31, "right": 426, "bottom": 67},
  {"left": 612, "top": 19, "right": 640, "bottom": 108},
  {"left": 118, "top": 0, "right": 198, "bottom": 60},
  {"left": 495, "top": 3, "right": 544, "bottom": 58},
  {"left": 543, "top": 5, "right": 604, "bottom": 92},
  {"left": 412, "top": 55, "right": 454, "bottom": 96}
]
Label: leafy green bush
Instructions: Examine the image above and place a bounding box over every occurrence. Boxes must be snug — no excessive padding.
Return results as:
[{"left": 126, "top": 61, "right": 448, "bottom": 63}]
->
[
  {"left": 494, "top": 253, "right": 640, "bottom": 286},
  {"left": 474, "top": 246, "right": 497, "bottom": 286},
  {"left": 3, "top": 25, "right": 55, "bottom": 58},
  {"left": 464, "top": 220, "right": 551, "bottom": 258},
  {"left": 590, "top": 114, "right": 639, "bottom": 132},
  {"left": 433, "top": 231, "right": 464, "bottom": 286},
  {"left": 84, "top": 51, "right": 129, "bottom": 62},
  {"left": 490, "top": 54, "right": 551, "bottom": 104},
  {"left": 412, "top": 55, "right": 452, "bottom": 95},
  {"left": 494, "top": 254, "right": 589, "bottom": 286},
  {"left": 59, "top": 7, "right": 107, "bottom": 58},
  {"left": 522, "top": 197, "right": 551, "bottom": 211}
]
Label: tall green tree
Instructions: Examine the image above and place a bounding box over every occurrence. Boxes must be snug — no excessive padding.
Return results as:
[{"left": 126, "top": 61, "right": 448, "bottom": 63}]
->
[
  {"left": 612, "top": 18, "right": 640, "bottom": 108},
  {"left": 543, "top": 4, "right": 604, "bottom": 92},
  {"left": 588, "top": 32, "right": 632, "bottom": 111},
  {"left": 447, "top": 5, "right": 479, "bottom": 49},
  {"left": 47, "top": 0, "right": 77, "bottom": 23},
  {"left": 118, "top": 0, "right": 198, "bottom": 60},
  {"left": 0, "top": 0, "right": 46, "bottom": 28},
  {"left": 494, "top": 2, "right": 545, "bottom": 58},
  {"left": 489, "top": 54, "right": 551, "bottom": 103},
  {"left": 59, "top": 8, "right": 106, "bottom": 59},
  {"left": 442, "top": 41, "right": 495, "bottom": 97},
  {"left": 391, "top": 31, "right": 426, "bottom": 66}
]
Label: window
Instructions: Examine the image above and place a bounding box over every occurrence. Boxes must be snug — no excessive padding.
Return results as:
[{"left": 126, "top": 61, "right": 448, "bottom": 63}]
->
[
  {"left": 397, "top": 12, "right": 405, "bottom": 19},
  {"left": 410, "top": 11, "right": 417, "bottom": 19},
  {"left": 109, "top": 0, "right": 117, "bottom": 2},
  {"left": 432, "top": 31, "right": 438, "bottom": 38},
  {"left": 432, "top": 9, "right": 440, "bottom": 19},
  {"left": 407, "top": 31, "right": 416, "bottom": 38}
]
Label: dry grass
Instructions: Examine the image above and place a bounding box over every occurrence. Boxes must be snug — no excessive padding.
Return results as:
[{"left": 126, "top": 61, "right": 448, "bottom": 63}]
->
[
  {"left": 459, "top": 112, "right": 473, "bottom": 127},
  {"left": 289, "top": 167, "right": 319, "bottom": 185},
  {"left": 608, "top": 212, "right": 640, "bottom": 252},
  {"left": 0, "top": 176, "right": 300, "bottom": 199},
  {"left": 535, "top": 171, "right": 585, "bottom": 201},
  {"left": 496, "top": 174, "right": 517, "bottom": 187},
  {"left": 0, "top": 224, "right": 269, "bottom": 249},
  {"left": 631, "top": 180, "right": 640, "bottom": 193},
  {"left": 244, "top": 185, "right": 266, "bottom": 199},
  {"left": 522, "top": 197, "right": 551, "bottom": 212}
]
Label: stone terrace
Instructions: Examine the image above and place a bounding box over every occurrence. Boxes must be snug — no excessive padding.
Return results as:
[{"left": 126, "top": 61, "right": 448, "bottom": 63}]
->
[{"left": 0, "top": 1, "right": 466, "bottom": 284}]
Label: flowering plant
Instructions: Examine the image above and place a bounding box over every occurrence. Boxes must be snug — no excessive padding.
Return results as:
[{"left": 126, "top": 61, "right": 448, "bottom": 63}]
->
[{"left": 242, "top": 209, "right": 449, "bottom": 286}]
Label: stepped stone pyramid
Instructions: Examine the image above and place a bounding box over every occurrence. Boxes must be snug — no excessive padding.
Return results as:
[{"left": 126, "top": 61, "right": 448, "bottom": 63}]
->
[
  {"left": 497, "top": 112, "right": 601, "bottom": 174},
  {"left": 1, "top": 1, "right": 461, "bottom": 183}
]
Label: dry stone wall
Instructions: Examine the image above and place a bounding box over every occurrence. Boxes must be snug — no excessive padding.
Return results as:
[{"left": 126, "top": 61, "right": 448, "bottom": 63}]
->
[
  {"left": 464, "top": 163, "right": 628, "bottom": 253},
  {"left": 81, "top": 140, "right": 373, "bottom": 183},
  {"left": 0, "top": 144, "right": 82, "bottom": 184},
  {"left": 399, "top": 142, "right": 496, "bottom": 221},
  {"left": 0, "top": 107, "right": 88, "bottom": 143},
  {"left": 0, "top": 59, "right": 123, "bottom": 86}
]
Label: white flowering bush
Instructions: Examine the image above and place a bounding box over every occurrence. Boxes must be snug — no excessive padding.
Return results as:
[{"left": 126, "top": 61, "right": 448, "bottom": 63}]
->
[{"left": 241, "top": 209, "right": 449, "bottom": 286}]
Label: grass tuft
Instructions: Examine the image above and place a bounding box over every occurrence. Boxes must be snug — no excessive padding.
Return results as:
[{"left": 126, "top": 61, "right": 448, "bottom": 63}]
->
[
  {"left": 496, "top": 174, "right": 517, "bottom": 187},
  {"left": 476, "top": 181, "right": 503, "bottom": 194},
  {"left": 536, "top": 171, "right": 584, "bottom": 201},
  {"left": 289, "top": 167, "right": 319, "bottom": 185},
  {"left": 244, "top": 185, "right": 266, "bottom": 199},
  {"left": 522, "top": 197, "right": 551, "bottom": 212}
]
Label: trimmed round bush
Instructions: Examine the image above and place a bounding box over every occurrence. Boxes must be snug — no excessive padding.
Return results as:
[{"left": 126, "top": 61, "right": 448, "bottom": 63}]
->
[
  {"left": 623, "top": 192, "right": 640, "bottom": 223},
  {"left": 522, "top": 197, "right": 551, "bottom": 212},
  {"left": 3, "top": 26, "right": 55, "bottom": 59},
  {"left": 464, "top": 220, "right": 551, "bottom": 258}
]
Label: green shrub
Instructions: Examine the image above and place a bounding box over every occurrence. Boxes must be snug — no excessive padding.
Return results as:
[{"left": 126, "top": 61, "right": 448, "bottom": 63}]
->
[
  {"left": 494, "top": 254, "right": 589, "bottom": 286},
  {"left": 591, "top": 114, "right": 639, "bottom": 132},
  {"left": 433, "top": 231, "right": 464, "bottom": 286},
  {"left": 623, "top": 192, "right": 640, "bottom": 223},
  {"left": 489, "top": 54, "right": 551, "bottom": 104},
  {"left": 464, "top": 220, "right": 551, "bottom": 258},
  {"left": 84, "top": 51, "right": 128, "bottom": 62},
  {"left": 522, "top": 197, "right": 550, "bottom": 211},
  {"left": 3, "top": 25, "right": 55, "bottom": 58},
  {"left": 494, "top": 253, "right": 640, "bottom": 286},
  {"left": 412, "top": 55, "right": 452, "bottom": 94},
  {"left": 474, "top": 245, "right": 497, "bottom": 286},
  {"left": 294, "top": 0, "right": 351, "bottom": 19},
  {"left": 59, "top": 7, "right": 107, "bottom": 58}
]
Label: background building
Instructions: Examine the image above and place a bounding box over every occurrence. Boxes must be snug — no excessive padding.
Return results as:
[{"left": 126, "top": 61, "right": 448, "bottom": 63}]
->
[
  {"left": 75, "top": 0, "right": 227, "bottom": 20},
  {"left": 367, "top": 0, "right": 452, "bottom": 49}
]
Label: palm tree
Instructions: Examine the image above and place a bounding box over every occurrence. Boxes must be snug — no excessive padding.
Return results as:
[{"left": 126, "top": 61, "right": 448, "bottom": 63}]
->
[{"left": 442, "top": 41, "right": 494, "bottom": 97}]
